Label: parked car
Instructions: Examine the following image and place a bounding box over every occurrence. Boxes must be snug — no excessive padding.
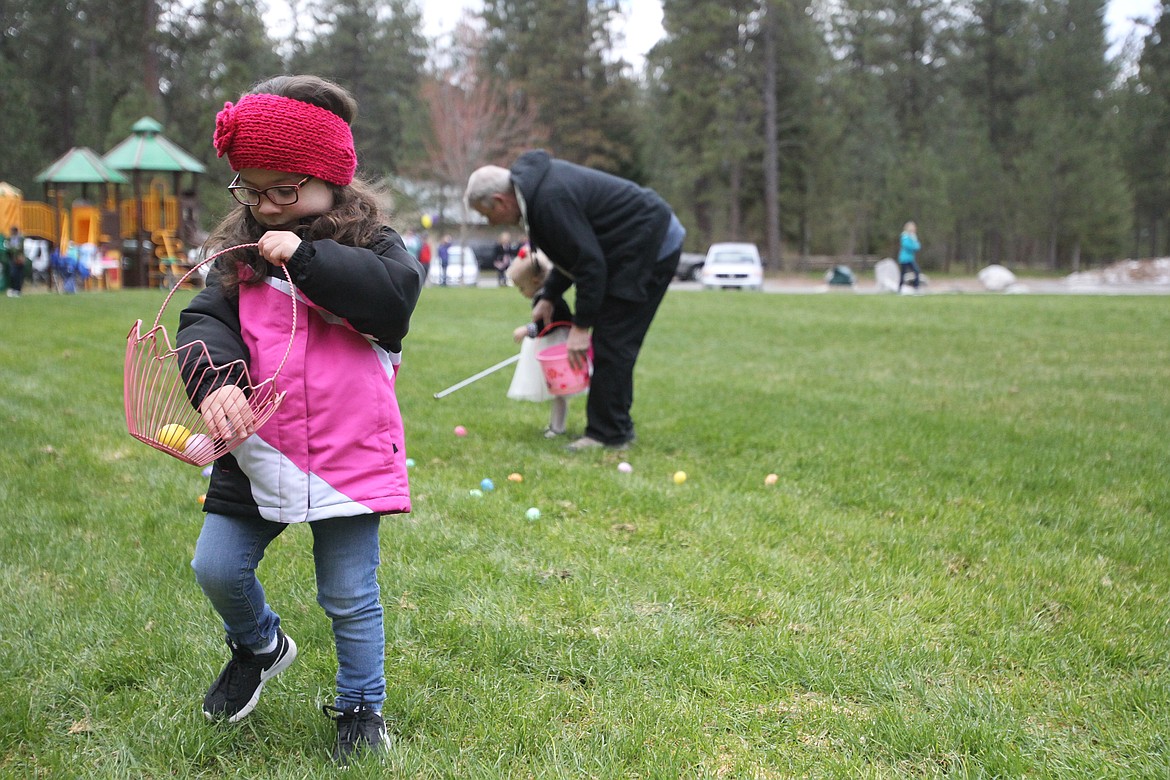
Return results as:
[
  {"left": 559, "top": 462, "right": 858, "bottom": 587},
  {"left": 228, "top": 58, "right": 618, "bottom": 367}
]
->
[
  {"left": 675, "top": 252, "right": 705, "bottom": 281},
  {"left": 466, "top": 238, "right": 503, "bottom": 271},
  {"left": 700, "top": 242, "right": 763, "bottom": 290},
  {"left": 442, "top": 245, "right": 480, "bottom": 286}
]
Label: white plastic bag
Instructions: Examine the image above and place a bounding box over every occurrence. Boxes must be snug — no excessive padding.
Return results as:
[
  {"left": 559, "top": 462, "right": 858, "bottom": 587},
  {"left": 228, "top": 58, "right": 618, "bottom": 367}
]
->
[{"left": 507, "top": 329, "right": 568, "bottom": 402}]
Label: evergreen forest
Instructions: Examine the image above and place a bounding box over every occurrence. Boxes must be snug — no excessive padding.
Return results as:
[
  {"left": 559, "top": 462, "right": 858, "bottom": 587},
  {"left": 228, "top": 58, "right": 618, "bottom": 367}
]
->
[{"left": 2, "top": 0, "right": 1169, "bottom": 271}]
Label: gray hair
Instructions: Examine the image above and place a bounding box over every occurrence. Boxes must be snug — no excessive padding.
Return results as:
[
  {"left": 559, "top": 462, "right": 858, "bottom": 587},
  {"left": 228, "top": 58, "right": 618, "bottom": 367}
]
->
[{"left": 464, "top": 165, "right": 513, "bottom": 210}]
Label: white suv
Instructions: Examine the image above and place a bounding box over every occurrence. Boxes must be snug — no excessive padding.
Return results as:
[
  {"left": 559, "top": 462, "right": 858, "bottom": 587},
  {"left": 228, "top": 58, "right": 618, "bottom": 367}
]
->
[{"left": 700, "top": 242, "right": 763, "bottom": 290}]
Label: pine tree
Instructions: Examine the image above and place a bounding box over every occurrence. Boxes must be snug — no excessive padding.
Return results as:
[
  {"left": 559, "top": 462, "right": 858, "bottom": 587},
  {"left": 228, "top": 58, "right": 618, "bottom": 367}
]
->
[
  {"left": 1122, "top": 3, "right": 1170, "bottom": 256},
  {"left": 291, "top": 0, "right": 427, "bottom": 176},
  {"left": 1016, "top": 0, "right": 1129, "bottom": 267},
  {"left": 479, "top": 0, "right": 640, "bottom": 177}
]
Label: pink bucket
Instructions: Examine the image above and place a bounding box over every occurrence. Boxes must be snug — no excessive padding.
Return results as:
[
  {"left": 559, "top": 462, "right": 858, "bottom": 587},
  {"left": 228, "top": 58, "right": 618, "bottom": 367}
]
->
[{"left": 537, "top": 343, "right": 592, "bottom": 396}]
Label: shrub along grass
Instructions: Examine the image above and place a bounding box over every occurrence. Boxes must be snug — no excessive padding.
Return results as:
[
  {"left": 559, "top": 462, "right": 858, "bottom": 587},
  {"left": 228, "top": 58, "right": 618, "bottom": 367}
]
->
[{"left": 1, "top": 285, "right": 1167, "bottom": 778}]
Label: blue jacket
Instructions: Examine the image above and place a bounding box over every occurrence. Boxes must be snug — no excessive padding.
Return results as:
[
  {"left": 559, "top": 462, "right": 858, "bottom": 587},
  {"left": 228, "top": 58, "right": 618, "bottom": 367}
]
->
[{"left": 899, "top": 232, "right": 921, "bottom": 265}]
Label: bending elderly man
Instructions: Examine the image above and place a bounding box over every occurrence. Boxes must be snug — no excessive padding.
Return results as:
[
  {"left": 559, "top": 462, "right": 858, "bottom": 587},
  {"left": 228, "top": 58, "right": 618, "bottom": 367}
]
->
[{"left": 466, "top": 150, "right": 685, "bottom": 451}]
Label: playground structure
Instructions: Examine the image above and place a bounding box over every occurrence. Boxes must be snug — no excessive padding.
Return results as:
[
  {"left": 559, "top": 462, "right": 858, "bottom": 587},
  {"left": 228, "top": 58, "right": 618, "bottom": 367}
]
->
[{"left": 1, "top": 117, "right": 207, "bottom": 291}]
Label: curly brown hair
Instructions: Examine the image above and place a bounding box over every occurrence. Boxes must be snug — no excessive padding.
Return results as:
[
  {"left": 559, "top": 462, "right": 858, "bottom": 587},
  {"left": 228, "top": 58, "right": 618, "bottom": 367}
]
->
[{"left": 206, "top": 75, "right": 385, "bottom": 296}]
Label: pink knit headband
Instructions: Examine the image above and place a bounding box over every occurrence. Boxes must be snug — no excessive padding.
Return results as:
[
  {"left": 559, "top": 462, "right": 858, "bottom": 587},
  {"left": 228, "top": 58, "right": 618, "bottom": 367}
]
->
[{"left": 214, "top": 93, "right": 357, "bottom": 186}]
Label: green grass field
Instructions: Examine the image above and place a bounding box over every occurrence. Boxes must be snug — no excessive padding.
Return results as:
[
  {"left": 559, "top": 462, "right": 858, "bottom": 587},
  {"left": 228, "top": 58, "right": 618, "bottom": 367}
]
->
[{"left": 1, "top": 286, "right": 1168, "bottom": 778}]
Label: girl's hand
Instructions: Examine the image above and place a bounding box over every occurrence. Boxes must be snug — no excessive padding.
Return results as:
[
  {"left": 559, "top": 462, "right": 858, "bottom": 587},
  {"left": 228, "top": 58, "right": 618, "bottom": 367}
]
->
[
  {"left": 513, "top": 325, "right": 529, "bottom": 343},
  {"left": 257, "top": 231, "right": 302, "bottom": 266},
  {"left": 199, "top": 385, "right": 257, "bottom": 442},
  {"left": 531, "top": 298, "right": 553, "bottom": 329}
]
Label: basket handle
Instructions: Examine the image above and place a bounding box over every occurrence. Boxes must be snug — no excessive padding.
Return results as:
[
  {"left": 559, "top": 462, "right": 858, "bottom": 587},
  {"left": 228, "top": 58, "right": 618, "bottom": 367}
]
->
[
  {"left": 537, "top": 320, "right": 573, "bottom": 338},
  {"left": 153, "top": 242, "right": 299, "bottom": 384}
]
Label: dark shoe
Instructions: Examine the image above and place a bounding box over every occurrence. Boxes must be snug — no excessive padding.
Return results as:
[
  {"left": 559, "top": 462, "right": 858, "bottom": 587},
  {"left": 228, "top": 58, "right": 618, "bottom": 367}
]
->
[
  {"left": 202, "top": 629, "right": 297, "bottom": 723},
  {"left": 324, "top": 702, "right": 392, "bottom": 766}
]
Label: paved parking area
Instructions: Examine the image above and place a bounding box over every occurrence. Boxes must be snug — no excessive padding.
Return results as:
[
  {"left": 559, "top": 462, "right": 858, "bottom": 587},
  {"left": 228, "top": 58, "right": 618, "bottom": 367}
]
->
[
  {"left": 670, "top": 276, "right": 1170, "bottom": 295},
  {"left": 450, "top": 269, "right": 1170, "bottom": 295}
]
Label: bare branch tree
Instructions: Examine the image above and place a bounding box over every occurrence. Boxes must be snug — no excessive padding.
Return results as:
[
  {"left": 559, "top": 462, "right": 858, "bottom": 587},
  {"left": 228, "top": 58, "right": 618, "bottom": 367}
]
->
[{"left": 414, "top": 20, "right": 545, "bottom": 227}]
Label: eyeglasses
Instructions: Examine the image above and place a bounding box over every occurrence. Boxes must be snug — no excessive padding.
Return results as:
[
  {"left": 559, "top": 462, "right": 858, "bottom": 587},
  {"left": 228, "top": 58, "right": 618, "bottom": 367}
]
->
[{"left": 227, "top": 175, "right": 312, "bottom": 207}]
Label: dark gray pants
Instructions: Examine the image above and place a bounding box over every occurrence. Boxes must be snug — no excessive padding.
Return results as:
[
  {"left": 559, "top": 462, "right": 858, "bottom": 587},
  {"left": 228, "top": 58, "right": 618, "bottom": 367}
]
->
[
  {"left": 8, "top": 262, "right": 24, "bottom": 292},
  {"left": 898, "top": 260, "right": 920, "bottom": 290},
  {"left": 584, "top": 250, "right": 680, "bottom": 445}
]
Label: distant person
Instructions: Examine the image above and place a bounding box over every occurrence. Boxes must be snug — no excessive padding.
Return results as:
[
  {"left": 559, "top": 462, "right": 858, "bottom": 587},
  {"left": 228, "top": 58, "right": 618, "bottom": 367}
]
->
[
  {"left": 6, "top": 226, "right": 25, "bottom": 297},
  {"left": 26, "top": 239, "right": 50, "bottom": 286},
  {"left": 465, "top": 150, "right": 685, "bottom": 451},
  {"left": 176, "top": 74, "right": 424, "bottom": 766},
  {"left": 401, "top": 227, "right": 422, "bottom": 260},
  {"left": 418, "top": 233, "right": 432, "bottom": 282},
  {"left": 437, "top": 234, "right": 452, "bottom": 285},
  {"left": 0, "top": 228, "right": 7, "bottom": 292},
  {"left": 898, "top": 220, "right": 921, "bottom": 294},
  {"left": 493, "top": 231, "right": 517, "bottom": 287},
  {"left": 505, "top": 250, "right": 573, "bottom": 438}
]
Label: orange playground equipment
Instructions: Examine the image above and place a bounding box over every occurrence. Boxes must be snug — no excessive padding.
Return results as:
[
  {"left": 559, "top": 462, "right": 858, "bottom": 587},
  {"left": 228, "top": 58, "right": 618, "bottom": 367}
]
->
[{"left": 7, "top": 117, "right": 207, "bottom": 289}]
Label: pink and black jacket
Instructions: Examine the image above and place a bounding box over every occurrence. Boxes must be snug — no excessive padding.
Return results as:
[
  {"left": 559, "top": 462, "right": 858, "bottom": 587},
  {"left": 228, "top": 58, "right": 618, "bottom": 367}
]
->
[{"left": 177, "top": 228, "right": 425, "bottom": 523}]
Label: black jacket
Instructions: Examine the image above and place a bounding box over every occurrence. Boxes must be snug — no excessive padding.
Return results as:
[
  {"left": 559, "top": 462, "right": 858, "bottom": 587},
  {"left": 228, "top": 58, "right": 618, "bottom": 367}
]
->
[{"left": 511, "top": 150, "right": 672, "bottom": 329}]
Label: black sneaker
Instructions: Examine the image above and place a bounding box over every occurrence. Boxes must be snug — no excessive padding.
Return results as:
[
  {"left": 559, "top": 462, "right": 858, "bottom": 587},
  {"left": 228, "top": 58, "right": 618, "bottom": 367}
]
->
[
  {"left": 323, "top": 702, "right": 392, "bottom": 766},
  {"left": 202, "top": 629, "right": 297, "bottom": 722}
]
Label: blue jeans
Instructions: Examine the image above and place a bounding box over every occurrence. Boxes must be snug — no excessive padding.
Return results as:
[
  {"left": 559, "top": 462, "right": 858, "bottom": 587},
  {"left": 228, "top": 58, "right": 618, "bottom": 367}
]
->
[{"left": 191, "top": 512, "right": 385, "bottom": 708}]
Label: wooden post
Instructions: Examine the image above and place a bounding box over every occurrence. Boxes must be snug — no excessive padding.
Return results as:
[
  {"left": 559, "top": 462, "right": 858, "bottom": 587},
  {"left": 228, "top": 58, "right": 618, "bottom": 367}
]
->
[{"left": 134, "top": 171, "right": 146, "bottom": 288}]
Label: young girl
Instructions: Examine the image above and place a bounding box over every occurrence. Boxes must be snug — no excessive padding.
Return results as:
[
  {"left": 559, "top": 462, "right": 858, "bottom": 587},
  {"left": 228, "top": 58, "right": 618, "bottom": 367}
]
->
[
  {"left": 506, "top": 249, "right": 573, "bottom": 437},
  {"left": 898, "top": 220, "right": 922, "bottom": 293},
  {"left": 176, "top": 75, "right": 425, "bottom": 766}
]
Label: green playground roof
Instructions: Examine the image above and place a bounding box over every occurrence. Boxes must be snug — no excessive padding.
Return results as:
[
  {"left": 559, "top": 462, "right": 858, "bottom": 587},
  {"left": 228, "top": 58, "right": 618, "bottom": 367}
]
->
[
  {"left": 103, "top": 117, "right": 206, "bottom": 174},
  {"left": 34, "top": 146, "right": 129, "bottom": 184}
]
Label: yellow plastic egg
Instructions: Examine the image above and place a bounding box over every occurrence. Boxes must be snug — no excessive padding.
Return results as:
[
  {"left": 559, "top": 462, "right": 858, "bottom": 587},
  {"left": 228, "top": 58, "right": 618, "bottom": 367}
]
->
[{"left": 157, "top": 423, "right": 192, "bottom": 450}]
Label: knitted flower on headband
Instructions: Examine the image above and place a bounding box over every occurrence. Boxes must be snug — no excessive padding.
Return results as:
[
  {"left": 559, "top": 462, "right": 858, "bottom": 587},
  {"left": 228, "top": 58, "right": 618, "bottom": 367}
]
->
[{"left": 214, "top": 93, "right": 357, "bottom": 186}]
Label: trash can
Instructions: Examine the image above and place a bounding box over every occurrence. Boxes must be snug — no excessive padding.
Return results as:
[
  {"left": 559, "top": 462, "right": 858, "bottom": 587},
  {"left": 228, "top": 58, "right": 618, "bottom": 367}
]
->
[{"left": 827, "top": 265, "right": 855, "bottom": 286}]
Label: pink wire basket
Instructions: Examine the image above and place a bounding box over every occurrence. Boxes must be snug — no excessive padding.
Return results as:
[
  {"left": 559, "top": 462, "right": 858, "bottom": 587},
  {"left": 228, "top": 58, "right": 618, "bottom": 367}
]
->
[{"left": 124, "top": 243, "right": 297, "bottom": 467}]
